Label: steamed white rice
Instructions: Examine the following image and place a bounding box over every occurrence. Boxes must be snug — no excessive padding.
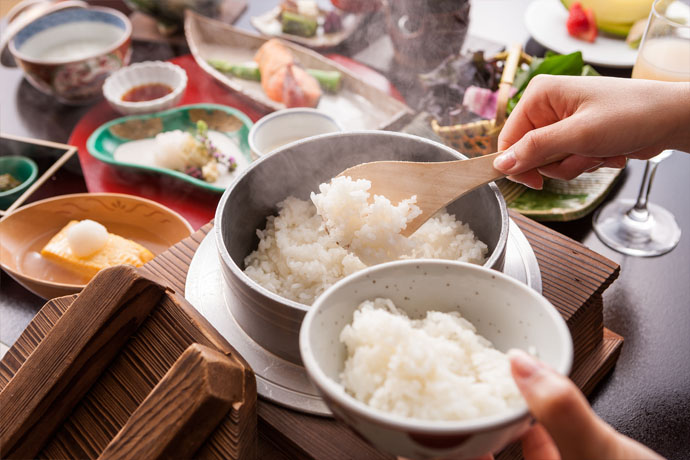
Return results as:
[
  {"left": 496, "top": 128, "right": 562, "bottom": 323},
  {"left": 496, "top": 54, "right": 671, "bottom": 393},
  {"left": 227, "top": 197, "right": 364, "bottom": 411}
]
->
[
  {"left": 311, "top": 176, "right": 422, "bottom": 264},
  {"left": 243, "top": 176, "right": 488, "bottom": 305},
  {"left": 340, "top": 298, "right": 524, "bottom": 421}
]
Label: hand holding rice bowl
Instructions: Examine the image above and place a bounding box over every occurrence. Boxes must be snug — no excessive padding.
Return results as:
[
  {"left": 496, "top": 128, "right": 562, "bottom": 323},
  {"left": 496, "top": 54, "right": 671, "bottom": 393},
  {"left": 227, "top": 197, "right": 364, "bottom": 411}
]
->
[
  {"left": 216, "top": 131, "right": 508, "bottom": 365},
  {"left": 300, "top": 260, "right": 573, "bottom": 459}
]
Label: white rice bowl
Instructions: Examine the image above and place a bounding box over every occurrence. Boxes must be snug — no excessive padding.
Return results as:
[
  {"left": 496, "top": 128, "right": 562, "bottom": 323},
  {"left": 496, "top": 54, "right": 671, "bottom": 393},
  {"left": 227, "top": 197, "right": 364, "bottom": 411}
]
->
[
  {"left": 339, "top": 298, "right": 524, "bottom": 421},
  {"left": 243, "top": 177, "right": 488, "bottom": 305}
]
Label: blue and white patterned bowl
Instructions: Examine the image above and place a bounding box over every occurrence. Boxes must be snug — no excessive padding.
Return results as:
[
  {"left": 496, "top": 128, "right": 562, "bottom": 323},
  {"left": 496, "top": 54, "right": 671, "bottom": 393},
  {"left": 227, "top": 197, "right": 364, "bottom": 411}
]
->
[{"left": 9, "top": 7, "right": 132, "bottom": 105}]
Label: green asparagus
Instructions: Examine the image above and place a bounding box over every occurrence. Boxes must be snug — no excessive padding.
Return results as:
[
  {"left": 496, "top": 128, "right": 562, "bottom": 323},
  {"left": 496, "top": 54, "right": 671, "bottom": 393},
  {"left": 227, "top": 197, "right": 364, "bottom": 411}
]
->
[
  {"left": 281, "top": 11, "right": 318, "bottom": 38},
  {"left": 207, "top": 60, "right": 342, "bottom": 92}
]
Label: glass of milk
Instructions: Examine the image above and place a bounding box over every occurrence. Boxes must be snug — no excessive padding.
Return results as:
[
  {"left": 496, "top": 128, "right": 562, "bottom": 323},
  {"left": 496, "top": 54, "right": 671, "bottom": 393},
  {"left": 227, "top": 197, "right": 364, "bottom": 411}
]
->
[{"left": 593, "top": 0, "right": 689, "bottom": 257}]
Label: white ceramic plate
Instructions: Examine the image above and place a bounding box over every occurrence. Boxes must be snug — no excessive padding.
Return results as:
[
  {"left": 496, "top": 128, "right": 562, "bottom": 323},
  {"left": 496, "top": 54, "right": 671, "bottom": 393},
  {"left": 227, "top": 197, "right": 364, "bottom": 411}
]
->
[
  {"left": 250, "top": 6, "right": 365, "bottom": 50},
  {"left": 524, "top": 0, "right": 638, "bottom": 68}
]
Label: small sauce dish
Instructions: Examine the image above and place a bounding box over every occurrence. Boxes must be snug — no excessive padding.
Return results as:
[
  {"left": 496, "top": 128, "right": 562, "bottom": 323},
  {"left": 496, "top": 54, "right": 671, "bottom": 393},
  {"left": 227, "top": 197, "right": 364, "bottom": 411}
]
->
[
  {"left": 248, "top": 108, "right": 342, "bottom": 158},
  {"left": 103, "top": 60, "right": 187, "bottom": 115},
  {"left": 0, "top": 156, "right": 38, "bottom": 210}
]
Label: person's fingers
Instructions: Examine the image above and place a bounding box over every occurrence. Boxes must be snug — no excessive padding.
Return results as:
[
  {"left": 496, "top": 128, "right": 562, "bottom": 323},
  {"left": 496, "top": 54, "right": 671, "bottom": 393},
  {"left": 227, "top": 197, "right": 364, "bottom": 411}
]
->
[
  {"left": 521, "top": 424, "right": 560, "bottom": 460},
  {"left": 511, "top": 349, "right": 665, "bottom": 460},
  {"left": 493, "top": 117, "right": 595, "bottom": 177},
  {"left": 601, "top": 155, "right": 627, "bottom": 169},
  {"left": 584, "top": 163, "right": 606, "bottom": 173},
  {"left": 506, "top": 170, "right": 543, "bottom": 189},
  {"left": 626, "top": 146, "right": 667, "bottom": 160},
  {"left": 508, "top": 349, "right": 617, "bottom": 460},
  {"left": 400, "top": 454, "right": 494, "bottom": 460},
  {"left": 504, "top": 152, "right": 628, "bottom": 188},
  {"left": 536, "top": 155, "right": 605, "bottom": 180},
  {"left": 497, "top": 74, "right": 578, "bottom": 152}
]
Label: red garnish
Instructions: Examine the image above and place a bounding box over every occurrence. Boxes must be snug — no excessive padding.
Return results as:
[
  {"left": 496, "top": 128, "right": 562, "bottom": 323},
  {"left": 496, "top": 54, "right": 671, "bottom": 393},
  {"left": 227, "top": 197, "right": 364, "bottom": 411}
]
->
[{"left": 566, "top": 2, "right": 597, "bottom": 43}]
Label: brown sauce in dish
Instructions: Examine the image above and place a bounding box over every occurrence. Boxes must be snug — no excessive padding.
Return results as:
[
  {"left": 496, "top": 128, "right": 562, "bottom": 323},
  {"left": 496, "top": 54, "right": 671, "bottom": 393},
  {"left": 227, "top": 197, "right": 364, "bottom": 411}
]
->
[{"left": 122, "top": 83, "right": 173, "bottom": 102}]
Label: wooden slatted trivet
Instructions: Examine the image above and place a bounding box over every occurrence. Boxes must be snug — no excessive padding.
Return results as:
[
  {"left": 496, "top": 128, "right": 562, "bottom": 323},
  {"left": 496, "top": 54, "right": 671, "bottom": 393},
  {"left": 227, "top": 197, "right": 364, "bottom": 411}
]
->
[
  {"left": 0, "top": 267, "right": 257, "bottom": 459},
  {"left": 0, "top": 211, "right": 622, "bottom": 459}
]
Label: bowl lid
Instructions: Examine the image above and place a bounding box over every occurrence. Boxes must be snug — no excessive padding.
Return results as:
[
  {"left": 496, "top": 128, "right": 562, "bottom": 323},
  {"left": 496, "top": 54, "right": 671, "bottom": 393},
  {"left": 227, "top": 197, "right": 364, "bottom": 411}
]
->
[{"left": 0, "top": 0, "right": 87, "bottom": 67}]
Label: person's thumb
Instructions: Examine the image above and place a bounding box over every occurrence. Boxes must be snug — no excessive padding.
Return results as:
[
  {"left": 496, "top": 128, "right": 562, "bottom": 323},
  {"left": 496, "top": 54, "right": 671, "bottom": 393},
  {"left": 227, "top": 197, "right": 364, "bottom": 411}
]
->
[
  {"left": 493, "top": 118, "right": 585, "bottom": 177},
  {"left": 508, "top": 349, "right": 617, "bottom": 460}
]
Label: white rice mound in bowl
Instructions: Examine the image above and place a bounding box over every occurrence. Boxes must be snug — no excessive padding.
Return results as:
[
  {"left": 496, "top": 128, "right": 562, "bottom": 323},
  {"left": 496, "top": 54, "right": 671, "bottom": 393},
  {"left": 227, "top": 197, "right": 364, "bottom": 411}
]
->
[
  {"left": 339, "top": 298, "right": 525, "bottom": 421},
  {"left": 243, "top": 176, "right": 488, "bottom": 305}
]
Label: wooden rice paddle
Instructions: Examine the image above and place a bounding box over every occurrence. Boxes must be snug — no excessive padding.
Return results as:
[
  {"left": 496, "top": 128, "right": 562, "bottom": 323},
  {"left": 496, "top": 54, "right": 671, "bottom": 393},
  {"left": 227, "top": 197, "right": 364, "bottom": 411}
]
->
[{"left": 337, "top": 151, "right": 567, "bottom": 237}]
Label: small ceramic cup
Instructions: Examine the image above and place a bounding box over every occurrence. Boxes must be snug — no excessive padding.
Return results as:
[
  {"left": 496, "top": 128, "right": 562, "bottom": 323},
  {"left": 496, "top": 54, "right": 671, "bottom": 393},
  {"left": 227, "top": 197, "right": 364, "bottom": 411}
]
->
[
  {"left": 300, "top": 260, "right": 573, "bottom": 459},
  {"left": 103, "top": 60, "right": 188, "bottom": 115},
  {"left": 0, "top": 156, "right": 38, "bottom": 210},
  {"left": 248, "top": 108, "right": 342, "bottom": 158}
]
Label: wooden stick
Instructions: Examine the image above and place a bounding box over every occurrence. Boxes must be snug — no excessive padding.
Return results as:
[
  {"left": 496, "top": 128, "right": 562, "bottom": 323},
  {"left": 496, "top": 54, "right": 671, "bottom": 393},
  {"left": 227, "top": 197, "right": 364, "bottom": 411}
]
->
[
  {"left": 494, "top": 43, "right": 523, "bottom": 127},
  {"left": 99, "top": 343, "right": 245, "bottom": 460},
  {"left": 0, "top": 265, "right": 166, "bottom": 459}
]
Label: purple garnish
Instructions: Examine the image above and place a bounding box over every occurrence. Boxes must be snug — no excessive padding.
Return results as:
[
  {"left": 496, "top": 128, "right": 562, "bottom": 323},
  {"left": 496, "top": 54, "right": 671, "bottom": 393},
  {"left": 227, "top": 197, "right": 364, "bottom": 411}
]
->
[
  {"left": 194, "top": 119, "right": 239, "bottom": 173},
  {"left": 185, "top": 166, "right": 203, "bottom": 179}
]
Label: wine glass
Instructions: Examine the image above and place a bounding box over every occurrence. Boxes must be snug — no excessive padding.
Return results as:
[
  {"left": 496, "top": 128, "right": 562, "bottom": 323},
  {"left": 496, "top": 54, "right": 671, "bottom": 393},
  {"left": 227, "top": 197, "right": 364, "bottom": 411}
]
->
[{"left": 593, "top": 0, "right": 689, "bottom": 257}]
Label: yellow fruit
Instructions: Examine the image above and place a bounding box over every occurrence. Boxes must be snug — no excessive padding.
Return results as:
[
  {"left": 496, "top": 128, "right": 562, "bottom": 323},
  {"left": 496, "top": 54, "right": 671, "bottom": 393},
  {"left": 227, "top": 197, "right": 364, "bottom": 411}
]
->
[
  {"left": 598, "top": 19, "right": 635, "bottom": 36},
  {"left": 561, "top": 0, "right": 653, "bottom": 28}
]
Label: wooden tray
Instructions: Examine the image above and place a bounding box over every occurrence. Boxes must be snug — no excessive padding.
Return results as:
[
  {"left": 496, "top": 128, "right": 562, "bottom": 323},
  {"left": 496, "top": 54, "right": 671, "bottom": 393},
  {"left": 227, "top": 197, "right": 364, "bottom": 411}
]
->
[
  {"left": 184, "top": 10, "right": 413, "bottom": 131},
  {"left": 0, "top": 134, "right": 78, "bottom": 217},
  {"left": 167, "top": 212, "right": 622, "bottom": 459},
  {"left": 0, "top": 211, "right": 623, "bottom": 459}
]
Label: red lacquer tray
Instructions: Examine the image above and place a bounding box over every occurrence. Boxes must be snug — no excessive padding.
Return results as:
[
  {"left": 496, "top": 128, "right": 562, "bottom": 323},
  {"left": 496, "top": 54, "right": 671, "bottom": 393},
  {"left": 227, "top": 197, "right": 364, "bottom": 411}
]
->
[{"left": 68, "top": 54, "right": 403, "bottom": 230}]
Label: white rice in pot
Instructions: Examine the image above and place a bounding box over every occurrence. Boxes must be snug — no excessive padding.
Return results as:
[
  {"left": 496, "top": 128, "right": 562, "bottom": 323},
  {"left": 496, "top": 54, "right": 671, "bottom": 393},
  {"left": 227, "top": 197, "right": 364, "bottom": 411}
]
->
[
  {"left": 311, "top": 176, "right": 421, "bottom": 264},
  {"left": 243, "top": 176, "right": 488, "bottom": 305},
  {"left": 339, "top": 298, "right": 525, "bottom": 421}
]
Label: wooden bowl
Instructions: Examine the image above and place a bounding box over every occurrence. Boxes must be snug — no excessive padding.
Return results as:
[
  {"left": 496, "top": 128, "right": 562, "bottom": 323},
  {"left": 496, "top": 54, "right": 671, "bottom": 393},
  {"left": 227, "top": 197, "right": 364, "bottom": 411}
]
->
[{"left": 0, "top": 193, "right": 194, "bottom": 299}]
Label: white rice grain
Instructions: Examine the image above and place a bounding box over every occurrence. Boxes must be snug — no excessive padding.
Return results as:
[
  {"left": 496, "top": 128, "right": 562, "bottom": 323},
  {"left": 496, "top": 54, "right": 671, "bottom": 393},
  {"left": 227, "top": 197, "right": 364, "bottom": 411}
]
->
[
  {"left": 339, "top": 299, "right": 524, "bottom": 421},
  {"left": 243, "top": 177, "right": 488, "bottom": 305}
]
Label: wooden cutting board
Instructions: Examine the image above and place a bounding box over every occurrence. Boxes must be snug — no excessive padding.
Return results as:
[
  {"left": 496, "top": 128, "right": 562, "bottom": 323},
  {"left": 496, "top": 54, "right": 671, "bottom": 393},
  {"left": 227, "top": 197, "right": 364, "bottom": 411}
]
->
[{"left": 0, "top": 211, "right": 622, "bottom": 459}]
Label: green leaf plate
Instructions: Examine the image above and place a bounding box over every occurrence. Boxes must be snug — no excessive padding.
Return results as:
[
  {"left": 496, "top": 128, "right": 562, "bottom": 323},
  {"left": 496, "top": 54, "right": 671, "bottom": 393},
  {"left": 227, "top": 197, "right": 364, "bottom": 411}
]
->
[
  {"left": 87, "top": 104, "right": 253, "bottom": 193},
  {"left": 499, "top": 167, "right": 624, "bottom": 222}
]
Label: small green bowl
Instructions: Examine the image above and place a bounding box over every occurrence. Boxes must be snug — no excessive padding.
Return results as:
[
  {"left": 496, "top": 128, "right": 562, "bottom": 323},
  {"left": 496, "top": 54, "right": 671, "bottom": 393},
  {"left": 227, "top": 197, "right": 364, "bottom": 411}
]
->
[{"left": 0, "top": 156, "right": 39, "bottom": 210}]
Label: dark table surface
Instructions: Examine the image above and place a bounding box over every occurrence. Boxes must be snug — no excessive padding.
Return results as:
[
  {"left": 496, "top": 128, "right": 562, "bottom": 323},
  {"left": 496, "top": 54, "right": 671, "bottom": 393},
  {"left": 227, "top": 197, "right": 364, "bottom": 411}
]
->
[{"left": 1, "top": 1, "right": 689, "bottom": 458}]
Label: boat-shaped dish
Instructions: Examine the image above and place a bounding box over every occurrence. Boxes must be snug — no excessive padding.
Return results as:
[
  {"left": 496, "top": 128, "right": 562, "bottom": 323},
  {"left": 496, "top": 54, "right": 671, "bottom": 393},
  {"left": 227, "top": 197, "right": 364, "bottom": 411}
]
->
[
  {"left": 184, "top": 10, "right": 413, "bottom": 131},
  {"left": 87, "top": 103, "right": 253, "bottom": 193},
  {"left": 250, "top": 5, "right": 365, "bottom": 49}
]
